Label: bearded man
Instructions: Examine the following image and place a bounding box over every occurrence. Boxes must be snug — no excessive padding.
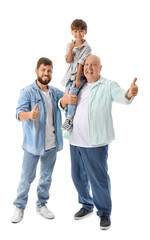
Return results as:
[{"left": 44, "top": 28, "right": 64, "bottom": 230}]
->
[{"left": 11, "top": 57, "right": 77, "bottom": 223}]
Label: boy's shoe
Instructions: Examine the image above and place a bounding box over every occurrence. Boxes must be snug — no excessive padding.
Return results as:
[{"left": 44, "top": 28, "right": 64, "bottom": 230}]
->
[
  {"left": 100, "top": 216, "right": 111, "bottom": 230},
  {"left": 61, "top": 116, "right": 73, "bottom": 130},
  {"left": 36, "top": 205, "right": 54, "bottom": 219},
  {"left": 74, "top": 207, "right": 93, "bottom": 220},
  {"left": 11, "top": 207, "right": 24, "bottom": 223}
]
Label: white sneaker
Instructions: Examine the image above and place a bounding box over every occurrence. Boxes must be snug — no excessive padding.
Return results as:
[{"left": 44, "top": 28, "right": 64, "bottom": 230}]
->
[
  {"left": 36, "top": 205, "right": 54, "bottom": 219},
  {"left": 11, "top": 207, "right": 24, "bottom": 223}
]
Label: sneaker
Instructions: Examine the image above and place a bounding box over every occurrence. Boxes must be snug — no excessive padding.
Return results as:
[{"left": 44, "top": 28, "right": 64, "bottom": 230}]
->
[
  {"left": 11, "top": 207, "right": 24, "bottom": 223},
  {"left": 100, "top": 216, "right": 111, "bottom": 230},
  {"left": 61, "top": 116, "right": 73, "bottom": 130},
  {"left": 36, "top": 205, "right": 54, "bottom": 219},
  {"left": 74, "top": 207, "right": 93, "bottom": 220}
]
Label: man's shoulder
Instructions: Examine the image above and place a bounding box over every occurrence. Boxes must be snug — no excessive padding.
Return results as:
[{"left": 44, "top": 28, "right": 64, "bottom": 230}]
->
[
  {"left": 19, "top": 82, "right": 38, "bottom": 100},
  {"left": 48, "top": 85, "right": 61, "bottom": 92},
  {"left": 48, "top": 85, "right": 64, "bottom": 97},
  {"left": 21, "top": 82, "right": 35, "bottom": 92},
  {"left": 99, "top": 76, "right": 112, "bottom": 85}
]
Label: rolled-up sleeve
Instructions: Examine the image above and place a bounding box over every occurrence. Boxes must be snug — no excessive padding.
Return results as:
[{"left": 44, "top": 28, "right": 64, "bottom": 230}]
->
[
  {"left": 110, "top": 81, "right": 134, "bottom": 104},
  {"left": 16, "top": 89, "right": 30, "bottom": 121},
  {"left": 58, "top": 98, "right": 67, "bottom": 111},
  {"left": 78, "top": 46, "right": 91, "bottom": 65}
]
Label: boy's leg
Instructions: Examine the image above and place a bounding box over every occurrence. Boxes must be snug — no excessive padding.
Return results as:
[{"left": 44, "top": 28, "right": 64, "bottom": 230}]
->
[
  {"left": 70, "top": 144, "right": 94, "bottom": 211},
  {"left": 13, "top": 150, "right": 39, "bottom": 209},
  {"left": 64, "top": 80, "right": 73, "bottom": 117},
  {"left": 62, "top": 77, "right": 86, "bottom": 130},
  {"left": 36, "top": 148, "right": 57, "bottom": 207},
  {"left": 67, "top": 77, "right": 86, "bottom": 116},
  {"left": 79, "top": 145, "right": 112, "bottom": 217}
]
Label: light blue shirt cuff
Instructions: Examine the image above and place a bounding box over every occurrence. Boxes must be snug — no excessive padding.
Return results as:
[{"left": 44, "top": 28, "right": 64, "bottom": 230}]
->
[{"left": 16, "top": 111, "right": 21, "bottom": 122}]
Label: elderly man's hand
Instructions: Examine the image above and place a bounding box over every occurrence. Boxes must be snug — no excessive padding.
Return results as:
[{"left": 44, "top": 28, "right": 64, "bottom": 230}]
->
[
  {"left": 60, "top": 88, "right": 78, "bottom": 109},
  {"left": 127, "top": 78, "right": 138, "bottom": 100}
]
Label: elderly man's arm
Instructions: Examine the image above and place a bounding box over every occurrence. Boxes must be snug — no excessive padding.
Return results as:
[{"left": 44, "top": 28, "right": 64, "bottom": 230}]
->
[
  {"left": 126, "top": 78, "right": 138, "bottom": 100},
  {"left": 110, "top": 77, "right": 138, "bottom": 104}
]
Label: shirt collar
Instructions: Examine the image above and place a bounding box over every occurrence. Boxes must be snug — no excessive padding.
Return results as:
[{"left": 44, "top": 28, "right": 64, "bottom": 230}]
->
[
  {"left": 86, "top": 76, "right": 105, "bottom": 85},
  {"left": 74, "top": 40, "right": 88, "bottom": 49},
  {"left": 32, "top": 80, "right": 52, "bottom": 93}
]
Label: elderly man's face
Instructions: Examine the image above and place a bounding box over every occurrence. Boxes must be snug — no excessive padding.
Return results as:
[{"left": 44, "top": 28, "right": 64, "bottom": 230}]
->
[{"left": 84, "top": 55, "right": 102, "bottom": 83}]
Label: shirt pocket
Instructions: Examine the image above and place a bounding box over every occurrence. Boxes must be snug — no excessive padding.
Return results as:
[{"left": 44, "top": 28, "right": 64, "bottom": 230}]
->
[{"left": 30, "top": 96, "right": 42, "bottom": 111}]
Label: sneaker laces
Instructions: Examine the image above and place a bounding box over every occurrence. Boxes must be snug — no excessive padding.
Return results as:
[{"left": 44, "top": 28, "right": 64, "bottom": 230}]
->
[
  {"left": 101, "top": 216, "right": 109, "bottom": 221},
  {"left": 14, "top": 208, "right": 23, "bottom": 217},
  {"left": 42, "top": 206, "right": 50, "bottom": 213}
]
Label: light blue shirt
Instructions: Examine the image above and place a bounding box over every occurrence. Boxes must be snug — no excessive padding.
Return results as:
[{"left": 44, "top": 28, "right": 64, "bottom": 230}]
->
[
  {"left": 59, "top": 76, "right": 133, "bottom": 145},
  {"left": 16, "top": 81, "right": 64, "bottom": 155}
]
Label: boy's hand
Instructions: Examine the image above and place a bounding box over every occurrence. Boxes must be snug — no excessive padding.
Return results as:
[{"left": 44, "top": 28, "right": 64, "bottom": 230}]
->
[
  {"left": 70, "top": 40, "right": 75, "bottom": 50},
  {"left": 74, "top": 79, "right": 82, "bottom": 88}
]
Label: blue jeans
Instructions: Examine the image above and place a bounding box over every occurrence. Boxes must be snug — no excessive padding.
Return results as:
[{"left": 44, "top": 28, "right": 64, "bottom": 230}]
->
[
  {"left": 13, "top": 148, "right": 57, "bottom": 209},
  {"left": 65, "top": 76, "right": 86, "bottom": 116},
  {"left": 70, "top": 145, "right": 112, "bottom": 217}
]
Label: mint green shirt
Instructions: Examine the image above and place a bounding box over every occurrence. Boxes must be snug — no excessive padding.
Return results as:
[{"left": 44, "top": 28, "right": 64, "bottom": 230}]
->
[
  {"left": 87, "top": 76, "right": 133, "bottom": 145},
  {"left": 59, "top": 76, "right": 133, "bottom": 145}
]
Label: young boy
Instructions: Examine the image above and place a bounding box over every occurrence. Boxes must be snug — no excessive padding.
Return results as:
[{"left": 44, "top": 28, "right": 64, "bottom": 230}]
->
[{"left": 61, "top": 19, "right": 91, "bottom": 131}]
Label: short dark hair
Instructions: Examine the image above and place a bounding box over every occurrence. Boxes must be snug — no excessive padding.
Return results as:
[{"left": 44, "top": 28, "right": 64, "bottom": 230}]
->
[
  {"left": 71, "top": 19, "right": 87, "bottom": 31},
  {"left": 36, "top": 57, "right": 53, "bottom": 69}
]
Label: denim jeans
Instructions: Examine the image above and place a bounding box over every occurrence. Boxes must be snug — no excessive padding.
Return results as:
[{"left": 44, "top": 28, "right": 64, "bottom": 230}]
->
[
  {"left": 65, "top": 76, "right": 86, "bottom": 116},
  {"left": 13, "top": 148, "right": 57, "bottom": 209},
  {"left": 70, "top": 144, "right": 112, "bottom": 217}
]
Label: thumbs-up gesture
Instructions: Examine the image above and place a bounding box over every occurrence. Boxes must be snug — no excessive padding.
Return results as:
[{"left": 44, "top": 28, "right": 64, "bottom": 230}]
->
[
  {"left": 60, "top": 88, "right": 78, "bottom": 109},
  {"left": 70, "top": 40, "right": 75, "bottom": 50},
  {"left": 64, "top": 88, "right": 78, "bottom": 104},
  {"left": 29, "top": 103, "right": 40, "bottom": 120},
  {"left": 127, "top": 78, "right": 138, "bottom": 100}
]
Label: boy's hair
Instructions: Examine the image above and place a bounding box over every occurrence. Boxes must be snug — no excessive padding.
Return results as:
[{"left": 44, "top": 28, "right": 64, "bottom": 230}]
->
[
  {"left": 36, "top": 57, "right": 53, "bottom": 69},
  {"left": 71, "top": 19, "right": 87, "bottom": 31}
]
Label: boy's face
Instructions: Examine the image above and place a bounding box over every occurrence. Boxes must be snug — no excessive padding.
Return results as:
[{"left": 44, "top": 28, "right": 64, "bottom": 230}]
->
[{"left": 71, "top": 29, "right": 87, "bottom": 41}]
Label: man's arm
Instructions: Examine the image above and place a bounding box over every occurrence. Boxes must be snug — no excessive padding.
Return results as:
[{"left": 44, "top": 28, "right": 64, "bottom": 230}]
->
[
  {"left": 18, "top": 104, "right": 39, "bottom": 121},
  {"left": 110, "top": 77, "right": 138, "bottom": 104},
  {"left": 126, "top": 78, "right": 138, "bottom": 100},
  {"left": 60, "top": 88, "right": 78, "bottom": 109}
]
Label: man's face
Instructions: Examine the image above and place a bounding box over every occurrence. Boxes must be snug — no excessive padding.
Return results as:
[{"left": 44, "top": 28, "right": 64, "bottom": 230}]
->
[
  {"left": 84, "top": 55, "right": 102, "bottom": 83},
  {"left": 35, "top": 64, "right": 53, "bottom": 85}
]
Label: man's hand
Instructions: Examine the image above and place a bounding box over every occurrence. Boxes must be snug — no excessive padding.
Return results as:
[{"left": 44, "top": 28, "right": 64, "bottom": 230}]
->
[
  {"left": 60, "top": 88, "right": 78, "bottom": 109},
  {"left": 29, "top": 104, "right": 40, "bottom": 120},
  {"left": 73, "top": 79, "right": 82, "bottom": 88},
  {"left": 126, "top": 78, "right": 138, "bottom": 100}
]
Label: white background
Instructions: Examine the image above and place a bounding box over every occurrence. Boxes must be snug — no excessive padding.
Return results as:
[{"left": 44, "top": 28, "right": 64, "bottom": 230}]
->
[{"left": 0, "top": 0, "right": 149, "bottom": 239}]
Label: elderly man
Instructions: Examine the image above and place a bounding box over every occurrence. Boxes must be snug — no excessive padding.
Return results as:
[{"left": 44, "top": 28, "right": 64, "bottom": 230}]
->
[{"left": 60, "top": 54, "right": 138, "bottom": 230}]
